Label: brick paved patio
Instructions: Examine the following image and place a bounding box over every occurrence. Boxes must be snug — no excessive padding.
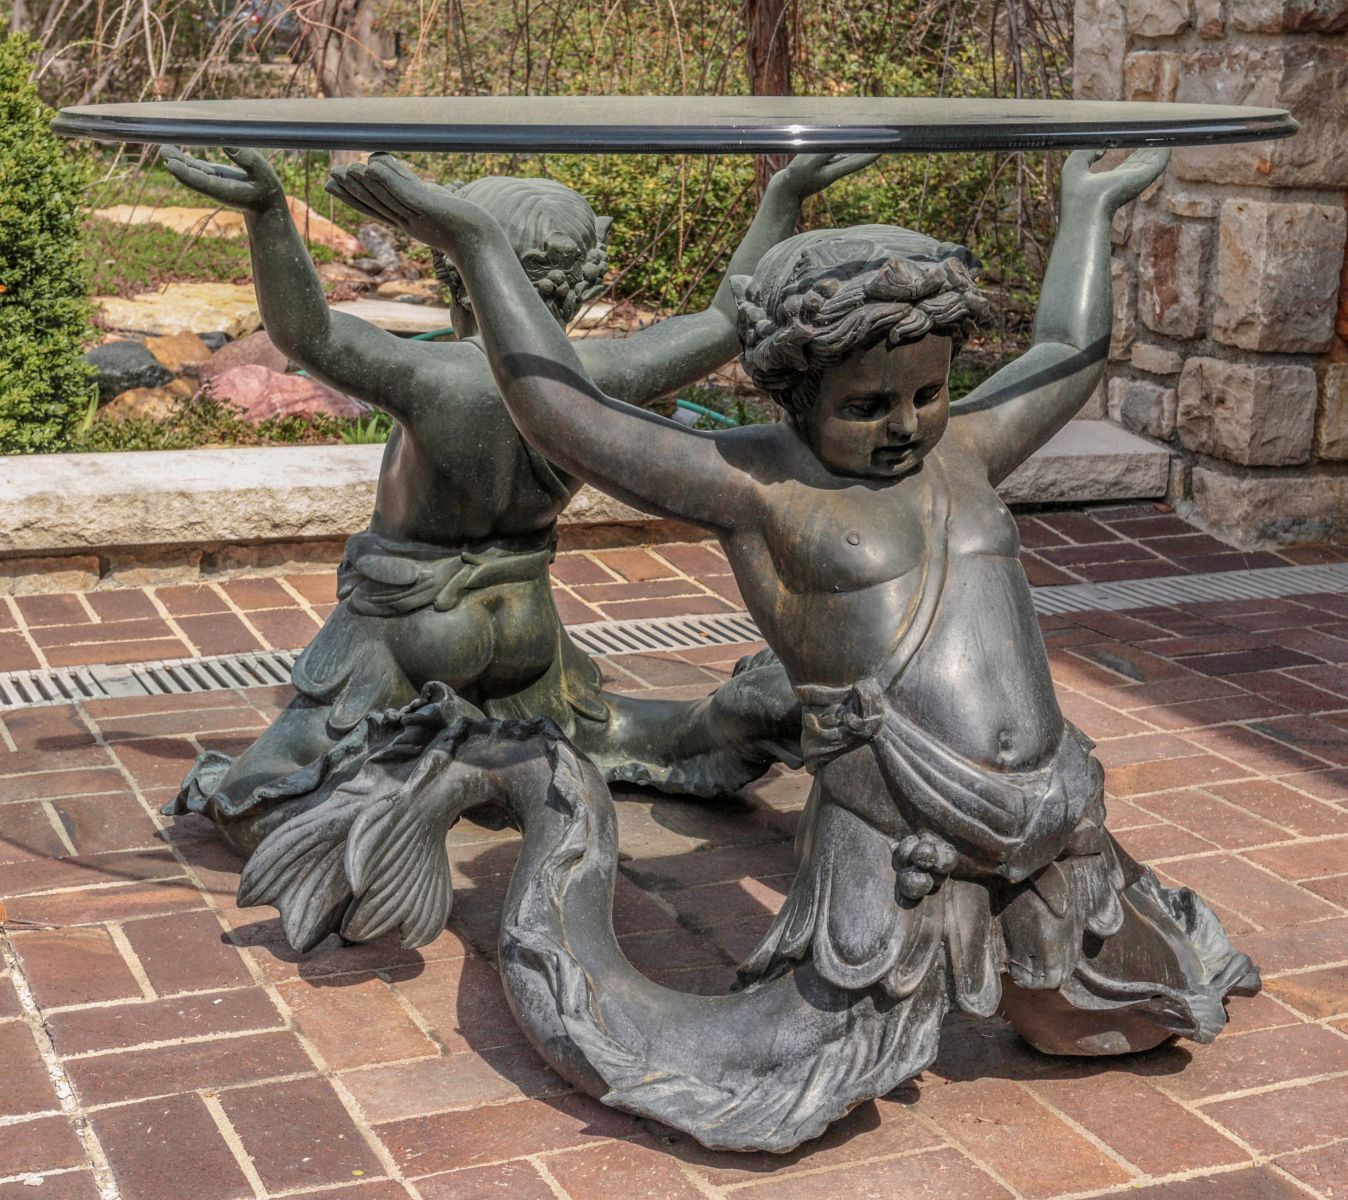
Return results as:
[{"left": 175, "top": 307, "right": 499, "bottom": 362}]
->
[{"left": 2, "top": 504, "right": 1347, "bottom": 1200}]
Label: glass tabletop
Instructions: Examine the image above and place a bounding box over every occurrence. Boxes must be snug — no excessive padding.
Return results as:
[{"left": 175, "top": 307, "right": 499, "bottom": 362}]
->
[{"left": 52, "top": 96, "right": 1297, "bottom": 154}]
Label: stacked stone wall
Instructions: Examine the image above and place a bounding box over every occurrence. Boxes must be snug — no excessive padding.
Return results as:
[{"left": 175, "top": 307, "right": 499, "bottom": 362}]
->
[{"left": 1074, "top": 0, "right": 1348, "bottom": 546}]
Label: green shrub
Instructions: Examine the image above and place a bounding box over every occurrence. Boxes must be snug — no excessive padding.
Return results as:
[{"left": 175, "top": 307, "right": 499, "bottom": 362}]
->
[{"left": 0, "top": 32, "right": 97, "bottom": 453}]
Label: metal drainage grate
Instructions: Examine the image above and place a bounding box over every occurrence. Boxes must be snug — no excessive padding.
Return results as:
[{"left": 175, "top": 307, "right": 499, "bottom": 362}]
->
[
  {"left": 1, "top": 562, "right": 1345, "bottom": 712},
  {"left": 566, "top": 610, "right": 762, "bottom": 657},
  {"left": 1031, "top": 561, "right": 1348, "bottom": 616}
]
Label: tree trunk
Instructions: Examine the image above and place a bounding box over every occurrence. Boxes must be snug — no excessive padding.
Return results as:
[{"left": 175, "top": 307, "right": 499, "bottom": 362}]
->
[
  {"left": 304, "top": 0, "right": 398, "bottom": 165},
  {"left": 746, "top": 0, "right": 793, "bottom": 196}
]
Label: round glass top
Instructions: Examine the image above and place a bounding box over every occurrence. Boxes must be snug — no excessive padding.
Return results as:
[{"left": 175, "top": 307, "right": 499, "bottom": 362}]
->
[{"left": 52, "top": 96, "right": 1296, "bottom": 154}]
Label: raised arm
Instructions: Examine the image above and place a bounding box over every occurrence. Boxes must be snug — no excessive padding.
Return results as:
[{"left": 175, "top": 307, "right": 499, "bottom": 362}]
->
[
  {"left": 344, "top": 156, "right": 757, "bottom": 532},
  {"left": 160, "top": 147, "right": 471, "bottom": 420},
  {"left": 578, "top": 154, "right": 878, "bottom": 404},
  {"left": 949, "top": 148, "right": 1170, "bottom": 484}
]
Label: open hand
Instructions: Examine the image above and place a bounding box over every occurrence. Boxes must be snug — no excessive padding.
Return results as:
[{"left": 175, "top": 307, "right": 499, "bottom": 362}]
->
[
  {"left": 326, "top": 154, "right": 495, "bottom": 251},
  {"left": 1061, "top": 147, "right": 1171, "bottom": 214},
  {"left": 160, "top": 145, "right": 285, "bottom": 215},
  {"left": 776, "top": 151, "right": 882, "bottom": 199}
]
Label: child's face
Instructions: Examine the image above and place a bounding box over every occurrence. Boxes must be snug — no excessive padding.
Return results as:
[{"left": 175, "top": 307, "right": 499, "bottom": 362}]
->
[{"left": 804, "top": 335, "right": 953, "bottom": 480}]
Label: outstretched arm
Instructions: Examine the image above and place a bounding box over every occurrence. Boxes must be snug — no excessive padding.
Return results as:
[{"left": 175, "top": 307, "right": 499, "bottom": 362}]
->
[
  {"left": 160, "top": 147, "right": 471, "bottom": 420},
  {"left": 579, "top": 154, "right": 878, "bottom": 405},
  {"left": 344, "top": 156, "right": 758, "bottom": 532},
  {"left": 949, "top": 148, "right": 1169, "bottom": 484}
]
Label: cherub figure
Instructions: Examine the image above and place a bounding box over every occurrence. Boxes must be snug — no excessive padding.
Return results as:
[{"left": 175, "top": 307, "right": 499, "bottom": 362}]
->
[
  {"left": 160, "top": 145, "right": 875, "bottom": 852},
  {"left": 344, "top": 146, "right": 1258, "bottom": 1064}
]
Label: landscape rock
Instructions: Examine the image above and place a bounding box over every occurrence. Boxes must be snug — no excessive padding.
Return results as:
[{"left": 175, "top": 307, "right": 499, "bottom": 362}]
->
[
  {"left": 358, "top": 224, "right": 402, "bottom": 273},
  {"left": 1177, "top": 356, "right": 1317, "bottom": 466},
  {"left": 1211, "top": 199, "right": 1346, "bottom": 354},
  {"left": 145, "top": 331, "right": 213, "bottom": 376},
  {"left": 1136, "top": 218, "right": 1213, "bottom": 339},
  {"left": 1109, "top": 376, "right": 1177, "bottom": 440},
  {"left": 1189, "top": 464, "right": 1348, "bottom": 546},
  {"left": 283, "top": 199, "right": 365, "bottom": 256},
  {"left": 1164, "top": 192, "right": 1219, "bottom": 219},
  {"left": 1073, "top": 0, "right": 1127, "bottom": 97},
  {"left": 1316, "top": 364, "right": 1348, "bottom": 460},
  {"left": 206, "top": 364, "right": 365, "bottom": 423},
  {"left": 329, "top": 299, "right": 457, "bottom": 335},
  {"left": 93, "top": 198, "right": 365, "bottom": 256},
  {"left": 1232, "top": 0, "right": 1348, "bottom": 32},
  {"left": 1175, "top": 44, "right": 1348, "bottom": 189},
  {"left": 198, "top": 332, "right": 231, "bottom": 352},
  {"left": 1126, "top": 0, "right": 1191, "bottom": 36},
  {"left": 1124, "top": 52, "right": 1180, "bottom": 102},
  {"left": 99, "top": 379, "right": 195, "bottom": 423},
  {"left": 1110, "top": 259, "right": 1136, "bottom": 361},
  {"left": 85, "top": 341, "right": 173, "bottom": 401},
  {"left": 94, "top": 282, "right": 262, "bottom": 339},
  {"left": 998, "top": 420, "right": 1170, "bottom": 503},
  {"left": 1194, "top": 0, "right": 1224, "bottom": 34},
  {"left": 318, "top": 262, "right": 375, "bottom": 287},
  {"left": 198, "top": 329, "right": 291, "bottom": 385},
  {"left": 376, "top": 278, "right": 443, "bottom": 302},
  {"left": 1131, "top": 342, "right": 1184, "bottom": 376}
]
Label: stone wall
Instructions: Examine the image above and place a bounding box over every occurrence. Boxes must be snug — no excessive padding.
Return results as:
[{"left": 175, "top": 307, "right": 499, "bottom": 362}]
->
[{"left": 1074, "top": 0, "right": 1348, "bottom": 547}]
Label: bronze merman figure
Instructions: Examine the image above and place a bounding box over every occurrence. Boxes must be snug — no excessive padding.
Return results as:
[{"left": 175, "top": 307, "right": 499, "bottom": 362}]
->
[
  {"left": 235, "top": 147, "right": 1257, "bottom": 1154},
  {"left": 159, "top": 146, "right": 875, "bottom": 853}
]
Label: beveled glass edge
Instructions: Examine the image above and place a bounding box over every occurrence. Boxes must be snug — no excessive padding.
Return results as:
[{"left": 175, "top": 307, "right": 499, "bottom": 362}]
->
[{"left": 51, "top": 110, "right": 1298, "bottom": 154}]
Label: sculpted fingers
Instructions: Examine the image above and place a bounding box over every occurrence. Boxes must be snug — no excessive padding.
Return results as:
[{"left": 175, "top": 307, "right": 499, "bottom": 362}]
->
[
  {"left": 328, "top": 167, "right": 402, "bottom": 225},
  {"left": 324, "top": 174, "right": 388, "bottom": 223}
]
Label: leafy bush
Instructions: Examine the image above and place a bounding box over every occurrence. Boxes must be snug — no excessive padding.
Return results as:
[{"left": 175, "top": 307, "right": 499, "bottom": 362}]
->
[{"left": 0, "top": 32, "right": 97, "bottom": 452}]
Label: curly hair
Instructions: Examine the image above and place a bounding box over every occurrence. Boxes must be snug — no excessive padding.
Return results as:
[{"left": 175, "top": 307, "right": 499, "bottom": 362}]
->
[
  {"left": 734, "top": 226, "right": 991, "bottom": 418},
  {"left": 431, "top": 176, "right": 610, "bottom": 324}
]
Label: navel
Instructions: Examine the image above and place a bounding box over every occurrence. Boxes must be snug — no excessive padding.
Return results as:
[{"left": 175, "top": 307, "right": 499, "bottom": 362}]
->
[{"left": 845, "top": 531, "right": 861, "bottom": 546}]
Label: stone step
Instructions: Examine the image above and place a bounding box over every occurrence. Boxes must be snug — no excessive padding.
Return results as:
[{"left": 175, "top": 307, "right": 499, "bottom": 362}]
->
[
  {"left": 1, "top": 421, "right": 1169, "bottom": 564},
  {"left": 999, "top": 419, "right": 1171, "bottom": 505}
]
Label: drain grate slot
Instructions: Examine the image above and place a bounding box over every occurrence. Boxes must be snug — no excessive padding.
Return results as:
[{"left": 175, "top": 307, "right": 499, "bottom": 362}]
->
[{"left": 2, "top": 561, "right": 1345, "bottom": 712}]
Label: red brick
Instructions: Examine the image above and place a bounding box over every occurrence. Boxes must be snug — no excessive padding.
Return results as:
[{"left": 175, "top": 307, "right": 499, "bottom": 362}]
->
[
  {"left": 30, "top": 618, "right": 179, "bottom": 649},
  {"left": 1287, "top": 767, "right": 1348, "bottom": 801},
  {"left": 282, "top": 572, "right": 339, "bottom": 604},
  {"left": 1245, "top": 835, "right": 1348, "bottom": 881},
  {"left": 67, "top": 1029, "right": 314, "bottom": 1105},
  {"left": 4, "top": 878, "right": 206, "bottom": 927},
  {"left": 1205, "top": 1075, "right": 1348, "bottom": 1154},
  {"left": 1265, "top": 965, "right": 1348, "bottom": 1018},
  {"left": 1158, "top": 856, "right": 1340, "bottom": 929},
  {"left": 1211, "top": 779, "right": 1348, "bottom": 836},
  {"left": 1239, "top": 917, "right": 1348, "bottom": 974},
  {"left": 173, "top": 612, "right": 265, "bottom": 656},
  {"left": 91, "top": 1093, "right": 253, "bottom": 1200},
  {"left": 1135, "top": 790, "right": 1290, "bottom": 850},
  {"left": 375, "top": 1093, "right": 642, "bottom": 1176},
  {"left": 1106, "top": 753, "right": 1247, "bottom": 796},
  {"left": 415, "top": 1161, "right": 556, "bottom": 1200},
  {"left": 340, "top": 1045, "right": 567, "bottom": 1123},
  {"left": 120, "top": 909, "right": 252, "bottom": 996},
  {"left": 48, "top": 791, "right": 159, "bottom": 858},
  {"left": 553, "top": 592, "right": 602, "bottom": 624},
  {"left": 606, "top": 652, "right": 718, "bottom": 689},
  {"left": 289, "top": 1184, "right": 411, "bottom": 1199},
  {"left": 279, "top": 974, "right": 438, "bottom": 1070},
  {"left": 9, "top": 927, "right": 142, "bottom": 1008},
  {"left": 1036, "top": 512, "right": 1122, "bottom": 544},
  {"left": 247, "top": 606, "right": 323, "bottom": 650},
  {"left": 218, "top": 577, "right": 294, "bottom": 609},
  {"left": 1029, "top": 1073, "right": 1246, "bottom": 1175},
  {"left": 0, "top": 800, "right": 69, "bottom": 864},
  {"left": 386, "top": 954, "right": 521, "bottom": 1056},
  {"left": 595, "top": 595, "right": 735, "bottom": 620},
  {"left": 1247, "top": 715, "right": 1348, "bottom": 767},
  {"left": 0, "top": 764, "right": 121, "bottom": 804},
  {"left": 1093, "top": 732, "right": 1204, "bottom": 769},
  {"left": 1277, "top": 1140, "right": 1348, "bottom": 1200},
  {"left": 100, "top": 701, "right": 264, "bottom": 743},
  {"left": 1133, "top": 694, "right": 1290, "bottom": 731},
  {"left": 1057, "top": 692, "right": 1155, "bottom": 739},
  {"left": 217, "top": 1075, "right": 383, "bottom": 1192},
  {"left": 86, "top": 590, "right": 158, "bottom": 622},
  {"left": 545, "top": 1140, "right": 709, "bottom": 1200},
  {"left": 1149, "top": 1022, "right": 1348, "bottom": 1101},
  {"left": 1112, "top": 822, "right": 1215, "bottom": 862},
  {"left": 574, "top": 578, "right": 704, "bottom": 603},
  {"left": 43, "top": 637, "right": 190, "bottom": 669},
  {"left": 727, "top": 1146, "right": 1013, "bottom": 1200},
  {"left": 14, "top": 594, "right": 90, "bottom": 627},
  {"left": 917, "top": 1078, "right": 1130, "bottom": 1198},
  {"left": 1306, "top": 873, "right": 1348, "bottom": 906},
  {"left": 0, "top": 846, "right": 181, "bottom": 896},
  {"left": 0, "top": 1172, "right": 99, "bottom": 1200},
  {"left": 1108, "top": 1167, "right": 1314, "bottom": 1199},
  {"left": 0, "top": 971, "right": 20, "bottom": 1020},
  {"left": 46, "top": 988, "right": 283, "bottom": 1056},
  {"left": 232, "top": 920, "right": 467, "bottom": 986},
  {"left": 1227, "top": 670, "right": 1348, "bottom": 714},
  {"left": 154, "top": 584, "right": 231, "bottom": 617},
  {"left": 1, "top": 706, "right": 95, "bottom": 753},
  {"left": 0, "top": 1115, "right": 85, "bottom": 1176},
  {"left": 0, "top": 1021, "right": 60, "bottom": 1117},
  {"left": 0, "top": 630, "right": 40, "bottom": 671},
  {"left": 594, "top": 548, "right": 677, "bottom": 582},
  {"left": 108, "top": 737, "right": 200, "bottom": 790}
]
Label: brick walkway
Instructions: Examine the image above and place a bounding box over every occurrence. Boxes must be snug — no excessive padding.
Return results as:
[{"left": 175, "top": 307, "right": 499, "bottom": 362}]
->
[{"left": 1, "top": 504, "right": 1346, "bottom": 1200}]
